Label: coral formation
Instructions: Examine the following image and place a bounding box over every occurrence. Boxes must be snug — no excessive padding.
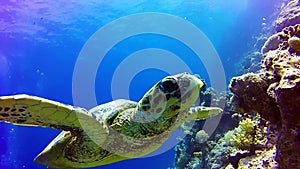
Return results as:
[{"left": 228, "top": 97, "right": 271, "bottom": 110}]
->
[
  {"left": 170, "top": 113, "right": 275, "bottom": 169},
  {"left": 261, "top": 24, "right": 300, "bottom": 54},
  {"left": 168, "top": 88, "right": 235, "bottom": 169},
  {"left": 238, "top": 52, "right": 263, "bottom": 74},
  {"left": 224, "top": 118, "right": 266, "bottom": 149},
  {"left": 230, "top": 24, "right": 300, "bottom": 168},
  {"left": 229, "top": 73, "right": 280, "bottom": 124},
  {"left": 195, "top": 130, "right": 209, "bottom": 144},
  {"left": 169, "top": 88, "right": 276, "bottom": 169},
  {"left": 275, "top": 0, "right": 300, "bottom": 32},
  {"left": 169, "top": 6, "right": 300, "bottom": 169},
  {"left": 206, "top": 115, "right": 271, "bottom": 169},
  {"left": 261, "top": 33, "right": 284, "bottom": 54},
  {"left": 288, "top": 36, "right": 300, "bottom": 54},
  {"left": 237, "top": 145, "right": 278, "bottom": 169}
]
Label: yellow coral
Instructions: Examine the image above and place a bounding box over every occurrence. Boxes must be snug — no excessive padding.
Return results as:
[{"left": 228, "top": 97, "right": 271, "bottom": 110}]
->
[
  {"left": 223, "top": 115, "right": 266, "bottom": 150},
  {"left": 229, "top": 118, "right": 255, "bottom": 149},
  {"left": 193, "top": 151, "right": 202, "bottom": 157}
]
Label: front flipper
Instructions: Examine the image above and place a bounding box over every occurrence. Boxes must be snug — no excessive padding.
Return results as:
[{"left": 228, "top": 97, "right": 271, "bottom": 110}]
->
[
  {"left": 187, "top": 106, "right": 223, "bottom": 120},
  {"left": 0, "top": 94, "right": 105, "bottom": 136}
]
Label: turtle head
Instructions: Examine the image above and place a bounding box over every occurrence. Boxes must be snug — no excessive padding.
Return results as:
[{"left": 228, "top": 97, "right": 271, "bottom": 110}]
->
[{"left": 136, "top": 72, "right": 203, "bottom": 122}]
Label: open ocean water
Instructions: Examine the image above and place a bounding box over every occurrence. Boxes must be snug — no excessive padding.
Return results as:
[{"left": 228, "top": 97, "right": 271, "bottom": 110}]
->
[{"left": 0, "top": 0, "right": 285, "bottom": 169}]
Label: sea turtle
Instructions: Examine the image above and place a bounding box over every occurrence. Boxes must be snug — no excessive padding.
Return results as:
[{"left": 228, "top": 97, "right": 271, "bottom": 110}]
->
[{"left": 0, "top": 73, "right": 222, "bottom": 169}]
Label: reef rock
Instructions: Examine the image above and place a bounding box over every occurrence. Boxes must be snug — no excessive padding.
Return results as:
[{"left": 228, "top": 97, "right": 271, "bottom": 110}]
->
[
  {"left": 275, "top": 0, "right": 300, "bottom": 32},
  {"left": 229, "top": 24, "right": 300, "bottom": 168},
  {"left": 238, "top": 146, "right": 278, "bottom": 169},
  {"left": 261, "top": 33, "right": 284, "bottom": 54},
  {"left": 238, "top": 51, "right": 263, "bottom": 74},
  {"left": 288, "top": 36, "right": 300, "bottom": 54},
  {"left": 262, "top": 24, "right": 300, "bottom": 54},
  {"left": 229, "top": 72, "right": 280, "bottom": 124}
]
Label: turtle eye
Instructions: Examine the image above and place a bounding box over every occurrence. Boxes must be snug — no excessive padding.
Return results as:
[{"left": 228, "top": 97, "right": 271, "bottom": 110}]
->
[
  {"left": 141, "top": 97, "right": 151, "bottom": 111},
  {"left": 159, "top": 78, "right": 179, "bottom": 93}
]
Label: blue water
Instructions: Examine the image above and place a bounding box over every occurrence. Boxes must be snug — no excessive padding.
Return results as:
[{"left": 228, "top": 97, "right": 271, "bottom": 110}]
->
[{"left": 0, "top": 0, "right": 282, "bottom": 168}]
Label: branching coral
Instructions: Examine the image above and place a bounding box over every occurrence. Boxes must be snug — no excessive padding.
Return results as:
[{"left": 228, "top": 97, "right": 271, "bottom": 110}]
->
[{"left": 224, "top": 118, "right": 266, "bottom": 150}]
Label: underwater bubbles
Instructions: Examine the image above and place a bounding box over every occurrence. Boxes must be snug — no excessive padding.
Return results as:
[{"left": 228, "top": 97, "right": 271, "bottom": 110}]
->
[
  {"left": 0, "top": 134, "right": 7, "bottom": 155},
  {"left": 0, "top": 54, "right": 9, "bottom": 77}
]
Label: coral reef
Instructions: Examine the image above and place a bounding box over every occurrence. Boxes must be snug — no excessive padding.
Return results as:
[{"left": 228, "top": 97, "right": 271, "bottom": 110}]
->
[
  {"left": 206, "top": 115, "right": 272, "bottom": 169},
  {"left": 168, "top": 88, "right": 236, "bottom": 169},
  {"left": 169, "top": 87, "right": 277, "bottom": 169},
  {"left": 169, "top": 113, "right": 275, "bottom": 169},
  {"left": 229, "top": 72, "right": 280, "bottom": 124},
  {"left": 229, "top": 24, "right": 300, "bottom": 168},
  {"left": 288, "top": 36, "right": 300, "bottom": 54},
  {"left": 237, "top": 145, "right": 278, "bottom": 169},
  {"left": 261, "top": 33, "right": 284, "bottom": 54},
  {"left": 169, "top": 6, "right": 300, "bottom": 169},
  {"left": 237, "top": 51, "right": 263, "bottom": 74},
  {"left": 195, "top": 130, "right": 209, "bottom": 144},
  {"left": 275, "top": 0, "right": 300, "bottom": 32},
  {"left": 261, "top": 24, "right": 300, "bottom": 54}
]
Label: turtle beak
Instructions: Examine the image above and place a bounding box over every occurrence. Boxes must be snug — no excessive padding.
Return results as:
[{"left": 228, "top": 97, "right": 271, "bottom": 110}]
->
[
  {"left": 194, "top": 75, "right": 204, "bottom": 90},
  {"left": 193, "top": 74, "right": 204, "bottom": 89},
  {"left": 185, "top": 73, "right": 204, "bottom": 93}
]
